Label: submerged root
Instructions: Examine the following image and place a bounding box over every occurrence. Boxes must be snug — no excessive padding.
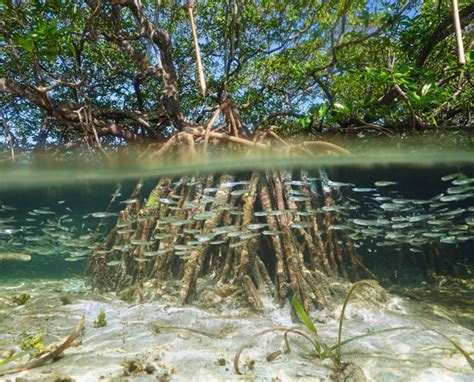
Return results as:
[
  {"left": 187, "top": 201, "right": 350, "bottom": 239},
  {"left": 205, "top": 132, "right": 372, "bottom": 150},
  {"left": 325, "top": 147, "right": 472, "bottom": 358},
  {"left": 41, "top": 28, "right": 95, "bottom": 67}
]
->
[{"left": 88, "top": 168, "right": 378, "bottom": 312}]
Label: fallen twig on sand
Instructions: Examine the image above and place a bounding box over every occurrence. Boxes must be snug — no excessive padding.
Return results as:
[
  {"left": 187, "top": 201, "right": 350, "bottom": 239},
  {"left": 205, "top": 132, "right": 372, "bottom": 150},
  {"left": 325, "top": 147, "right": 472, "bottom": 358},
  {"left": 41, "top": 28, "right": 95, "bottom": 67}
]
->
[
  {"left": 150, "top": 324, "right": 227, "bottom": 339},
  {"left": 0, "top": 316, "right": 85, "bottom": 377}
]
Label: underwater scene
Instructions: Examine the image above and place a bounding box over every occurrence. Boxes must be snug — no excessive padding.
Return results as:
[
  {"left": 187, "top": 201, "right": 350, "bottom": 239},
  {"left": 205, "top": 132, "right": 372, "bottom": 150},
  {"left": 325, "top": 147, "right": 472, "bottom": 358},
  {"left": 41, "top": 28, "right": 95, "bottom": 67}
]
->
[{"left": 0, "top": 155, "right": 473, "bottom": 382}]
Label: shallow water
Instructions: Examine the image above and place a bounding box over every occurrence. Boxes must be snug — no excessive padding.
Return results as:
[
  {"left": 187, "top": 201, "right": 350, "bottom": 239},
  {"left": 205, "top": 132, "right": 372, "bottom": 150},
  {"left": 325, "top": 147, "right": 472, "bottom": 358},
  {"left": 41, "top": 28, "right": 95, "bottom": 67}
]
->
[{"left": 0, "top": 152, "right": 473, "bottom": 381}]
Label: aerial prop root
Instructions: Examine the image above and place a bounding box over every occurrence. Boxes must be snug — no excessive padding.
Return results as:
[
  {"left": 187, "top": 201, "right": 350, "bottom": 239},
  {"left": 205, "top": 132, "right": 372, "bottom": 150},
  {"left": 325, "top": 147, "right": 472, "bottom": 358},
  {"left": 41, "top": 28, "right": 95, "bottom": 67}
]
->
[{"left": 149, "top": 126, "right": 351, "bottom": 156}]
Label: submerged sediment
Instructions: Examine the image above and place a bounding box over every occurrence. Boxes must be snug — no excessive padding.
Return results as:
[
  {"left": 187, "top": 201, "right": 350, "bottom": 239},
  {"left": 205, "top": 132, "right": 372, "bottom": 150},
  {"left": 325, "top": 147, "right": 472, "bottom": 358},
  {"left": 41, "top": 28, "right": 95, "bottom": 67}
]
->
[{"left": 0, "top": 278, "right": 472, "bottom": 381}]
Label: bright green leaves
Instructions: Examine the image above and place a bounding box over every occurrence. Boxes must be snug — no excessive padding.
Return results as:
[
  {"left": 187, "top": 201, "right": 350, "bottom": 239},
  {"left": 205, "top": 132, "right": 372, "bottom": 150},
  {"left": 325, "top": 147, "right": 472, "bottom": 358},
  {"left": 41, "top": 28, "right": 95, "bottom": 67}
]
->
[
  {"left": 15, "top": 36, "right": 35, "bottom": 53},
  {"left": 333, "top": 102, "right": 349, "bottom": 114},
  {"left": 365, "top": 66, "right": 391, "bottom": 82},
  {"left": 5, "top": 1, "right": 81, "bottom": 63},
  {"left": 421, "top": 83, "right": 432, "bottom": 97},
  {"left": 13, "top": 19, "right": 63, "bottom": 61},
  {"left": 318, "top": 102, "right": 330, "bottom": 120},
  {"left": 292, "top": 294, "right": 323, "bottom": 355},
  {"left": 291, "top": 295, "right": 318, "bottom": 336},
  {"left": 296, "top": 115, "right": 312, "bottom": 129},
  {"left": 1, "top": 0, "right": 472, "bottom": 144}
]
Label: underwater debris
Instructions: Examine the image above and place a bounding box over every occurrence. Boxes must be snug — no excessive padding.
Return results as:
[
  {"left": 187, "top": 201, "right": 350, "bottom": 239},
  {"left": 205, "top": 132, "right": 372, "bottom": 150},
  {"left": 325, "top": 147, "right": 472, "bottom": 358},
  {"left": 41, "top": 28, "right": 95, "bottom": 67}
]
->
[
  {"left": 119, "top": 287, "right": 135, "bottom": 302},
  {"left": 216, "top": 357, "right": 227, "bottom": 366},
  {"left": 123, "top": 359, "right": 144, "bottom": 376},
  {"left": 144, "top": 363, "right": 156, "bottom": 374},
  {"left": 0, "top": 316, "right": 85, "bottom": 377},
  {"left": 266, "top": 351, "right": 281, "bottom": 362},
  {"left": 1, "top": 350, "right": 15, "bottom": 360},
  {"left": 60, "top": 296, "right": 72, "bottom": 305},
  {"left": 150, "top": 324, "right": 225, "bottom": 339}
]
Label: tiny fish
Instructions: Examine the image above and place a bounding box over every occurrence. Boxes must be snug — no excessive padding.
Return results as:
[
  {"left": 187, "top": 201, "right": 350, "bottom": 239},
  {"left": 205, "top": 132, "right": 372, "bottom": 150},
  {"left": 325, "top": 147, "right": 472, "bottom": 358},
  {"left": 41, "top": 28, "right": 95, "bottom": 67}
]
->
[
  {"left": 239, "top": 232, "right": 259, "bottom": 240},
  {"left": 230, "top": 190, "right": 248, "bottom": 196},
  {"left": 210, "top": 240, "right": 227, "bottom": 245},
  {"left": 452, "top": 178, "right": 474, "bottom": 186},
  {"left": 131, "top": 239, "right": 152, "bottom": 246},
  {"left": 440, "top": 236, "right": 457, "bottom": 244},
  {"left": 120, "top": 198, "right": 139, "bottom": 205},
  {"left": 106, "top": 260, "right": 122, "bottom": 266},
  {"left": 375, "top": 181, "right": 398, "bottom": 187},
  {"left": 248, "top": 223, "right": 268, "bottom": 230},
  {"left": 327, "top": 180, "right": 354, "bottom": 187},
  {"left": 440, "top": 194, "right": 472, "bottom": 202},
  {"left": 1, "top": 205, "right": 17, "bottom": 211},
  {"left": 229, "top": 240, "right": 247, "bottom": 248},
  {"left": 353, "top": 187, "right": 376, "bottom": 192},
  {"left": 219, "top": 182, "right": 238, "bottom": 189},
  {"left": 159, "top": 198, "right": 176, "bottom": 205},
  {"left": 262, "top": 230, "right": 279, "bottom": 236},
  {"left": 33, "top": 209, "right": 55, "bottom": 215},
  {"left": 441, "top": 173, "right": 461, "bottom": 181},
  {"left": 0, "top": 252, "right": 31, "bottom": 262},
  {"left": 289, "top": 196, "right": 308, "bottom": 202},
  {"left": 154, "top": 233, "right": 171, "bottom": 239},
  {"left": 447, "top": 186, "right": 473, "bottom": 195},
  {"left": 290, "top": 222, "right": 312, "bottom": 229},
  {"left": 193, "top": 211, "right": 215, "bottom": 220},
  {"left": 0, "top": 228, "right": 23, "bottom": 235},
  {"left": 90, "top": 212, "right": 118, "bottom": 218}
]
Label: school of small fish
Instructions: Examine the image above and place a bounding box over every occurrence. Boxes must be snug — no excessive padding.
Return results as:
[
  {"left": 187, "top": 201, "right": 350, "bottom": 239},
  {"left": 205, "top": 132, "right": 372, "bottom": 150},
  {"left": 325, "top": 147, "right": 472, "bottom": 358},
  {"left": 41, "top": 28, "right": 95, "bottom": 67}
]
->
[{"left": 0, "top": 172, "right": 472, "bottom": 266}]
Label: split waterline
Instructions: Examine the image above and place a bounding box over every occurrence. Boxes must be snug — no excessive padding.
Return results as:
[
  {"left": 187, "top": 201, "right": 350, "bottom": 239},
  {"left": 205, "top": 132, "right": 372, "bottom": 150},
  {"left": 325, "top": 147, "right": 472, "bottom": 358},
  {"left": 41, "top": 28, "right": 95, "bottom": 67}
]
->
[{"left": 0, "top": 136, "right": 473, "bottom": 190}]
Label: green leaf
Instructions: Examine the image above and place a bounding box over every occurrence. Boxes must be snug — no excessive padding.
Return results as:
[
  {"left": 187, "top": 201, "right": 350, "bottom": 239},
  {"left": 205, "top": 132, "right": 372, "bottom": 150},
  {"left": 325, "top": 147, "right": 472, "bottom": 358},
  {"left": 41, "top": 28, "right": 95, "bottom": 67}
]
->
[
  {"left": 319, "top": 102, "right": 330, "bottom": 118},
  {"left": 16, "top": 37, "right": 35, "bottom": 52},
  {"left": 44, "top": 44, "right": 59, "bottom": 61},
  {"left": 291, "top": 295, "right": 318, "bottom": 336},
  {"left": 410, "top": 91, "right": 421, "bottom": 102},
  {"left": 421, "top": 83, "right": 432, "bottom": 96},
  {"left": 334, "top": 102, "right": 349, "bottom": 113}
]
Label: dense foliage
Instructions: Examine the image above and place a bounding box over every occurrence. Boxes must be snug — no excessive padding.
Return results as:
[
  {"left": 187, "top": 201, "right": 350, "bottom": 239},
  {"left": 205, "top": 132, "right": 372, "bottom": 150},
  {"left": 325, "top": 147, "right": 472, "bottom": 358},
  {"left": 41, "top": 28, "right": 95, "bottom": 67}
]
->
[{"left": 1, "top": 0, "right": 473, "bottom": 151}]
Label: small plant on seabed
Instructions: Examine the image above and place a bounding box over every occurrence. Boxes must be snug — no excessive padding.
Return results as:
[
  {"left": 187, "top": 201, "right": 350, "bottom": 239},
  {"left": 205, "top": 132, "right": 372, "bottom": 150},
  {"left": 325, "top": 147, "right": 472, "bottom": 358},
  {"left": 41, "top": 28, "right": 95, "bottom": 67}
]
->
[
  {"left": 234, "top": 279, "right": 474, "bottom": 375},
  {"left": 0, "top": 333, "right": 45, "bottom": 368},
  {"left": 234, "top": 280, "right": 412, "bottom": 374},
  {"left": 12, "top": 293, "right": 30, "bottom": 306},
  {"left": 291, "top": 280, "right": 412, "bottom": 369},
  {"left": 20, "top": 333, "right": 45, "bottom": 358},
  {"left": 93, "top": 310, "right": 107, "bottom": 328}
]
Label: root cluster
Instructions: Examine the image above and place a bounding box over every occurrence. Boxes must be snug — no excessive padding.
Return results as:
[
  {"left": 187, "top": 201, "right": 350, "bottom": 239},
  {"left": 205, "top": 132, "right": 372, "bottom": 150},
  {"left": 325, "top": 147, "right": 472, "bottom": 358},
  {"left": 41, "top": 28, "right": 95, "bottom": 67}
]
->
[{"left": 88, "top": 167, "right": 375, "bottom": 312}]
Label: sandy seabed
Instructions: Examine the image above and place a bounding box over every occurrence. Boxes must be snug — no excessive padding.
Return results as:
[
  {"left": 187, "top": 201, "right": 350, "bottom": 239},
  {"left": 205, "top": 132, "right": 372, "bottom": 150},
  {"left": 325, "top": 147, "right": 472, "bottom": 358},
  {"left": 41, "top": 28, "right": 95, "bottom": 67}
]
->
[{"left": 0, "top": 277, "right": 473, "bottom": 382}]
